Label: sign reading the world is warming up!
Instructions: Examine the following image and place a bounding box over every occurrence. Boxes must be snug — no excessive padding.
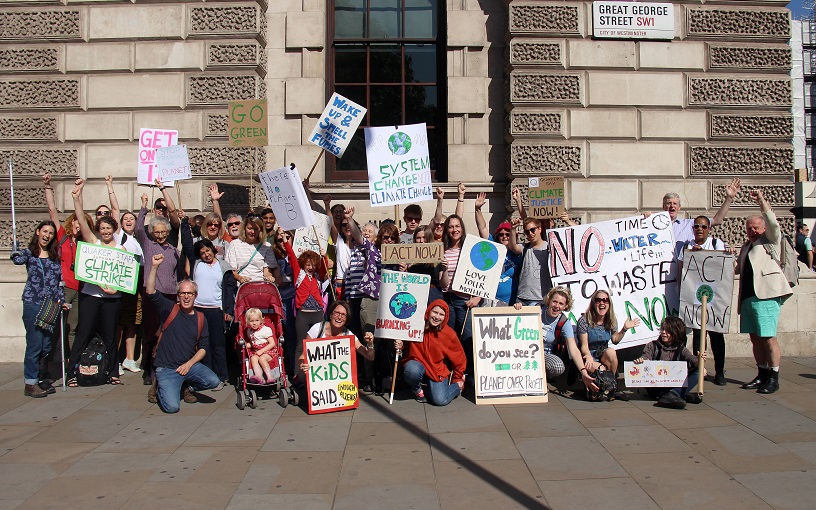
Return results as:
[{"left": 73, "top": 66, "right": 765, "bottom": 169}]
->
[{"left": 364, "top": 123, "right": 433, "bottom": 207}]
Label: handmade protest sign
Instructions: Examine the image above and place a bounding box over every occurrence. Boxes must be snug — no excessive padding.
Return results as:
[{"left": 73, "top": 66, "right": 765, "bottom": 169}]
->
[
  {"left": 229, "top": 99, "right": 268, "bottom": 147},
  {"left": 527, "top": 176, "right": 564, "bottom": 219},
  {"left": 624, "top": 361, "right": 688, "bottom": 387},
  {"left": 376, "top": 270, "right": 431, "bottom": 342},
  {"left": 137, "top": 128, "right": 178, "bottom": 185},
  {"left": 548, "top": 212, "right": 675, "bottom": 348},
  {"left": 304, "top": 335, "right": 359, "bottom": 414},
  {"left": 291, "top": 211, "right": 331, "bottom": 258},
  {"left": 472, "top": 306, "right": 547, "bottom": 404},
  {"left": 381, "top": 242, "right": 443, "bottom": 265},
  {"left": 451, "top": 234, "right": 507, "bottom": 300},
  {"left": 365, "top": 123, "right": 433, "bottom": 207},
  {"left": 309, "top": 93, "right": 366, "bottom": 157},
  {"left": 74, "top": 242, "right": 140, "bottom": 295},
  {"left": 154, "top": 144, "right": 191, "bottom": 182},
  {"left": 258, "top": 165, "right": 315, "bottom": 230},
  {"left": 680, "top": 249, "right": 734, "bottom": 334}
]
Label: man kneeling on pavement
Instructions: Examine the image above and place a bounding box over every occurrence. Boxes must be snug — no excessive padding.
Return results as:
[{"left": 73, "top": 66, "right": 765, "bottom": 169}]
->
[{"left": 146, "top": 253, "right": 219, "bottom": 412}]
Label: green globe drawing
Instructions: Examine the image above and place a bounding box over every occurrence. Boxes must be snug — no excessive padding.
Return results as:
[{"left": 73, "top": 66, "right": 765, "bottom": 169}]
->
[
  {"left": 389, "top": 292, "right": 418, "bottom": 319},
  {"left": 387, "top": 132, "right": 412, "bottom": 155},
  {"left": 696, "top": 284, "right": 714, "bottom": 302},
  {"left": 470, "top": 241, "right": 499, "bottom": 271}
]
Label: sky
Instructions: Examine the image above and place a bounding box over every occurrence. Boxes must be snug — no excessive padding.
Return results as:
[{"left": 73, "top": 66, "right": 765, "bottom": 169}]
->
[{"left": 790, "top": 0, "right": 812, "bottom": 20}]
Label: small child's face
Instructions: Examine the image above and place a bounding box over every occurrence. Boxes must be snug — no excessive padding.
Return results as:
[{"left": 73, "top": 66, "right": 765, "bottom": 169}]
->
[
  {"left": 304, "top": 260, "right": 316, "bottom": 273},
  {"left": 248, "top": 316, "right": 262, "bottom": 330},
  {"left": 659, "top": 329, "right": 672, "bottom": 345}
]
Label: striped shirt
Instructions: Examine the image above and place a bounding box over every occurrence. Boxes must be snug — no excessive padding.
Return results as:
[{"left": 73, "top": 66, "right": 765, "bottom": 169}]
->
[
  {"left": 136, "top": 207, "right": 180, "bottom": 295},
  {"left": 442, "top": 247, "right": 461, "bottom": 293},
  {"left": 343, "top": 240, "right": 369, "bottom": 299}
]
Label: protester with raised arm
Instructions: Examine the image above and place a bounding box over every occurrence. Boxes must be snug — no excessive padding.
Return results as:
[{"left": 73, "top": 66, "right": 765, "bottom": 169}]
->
[{"left": 474, "top": 192, "right": 522, "bottom": 307}]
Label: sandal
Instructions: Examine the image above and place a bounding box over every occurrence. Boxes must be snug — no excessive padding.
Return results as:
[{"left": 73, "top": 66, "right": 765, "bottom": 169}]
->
[
  {"left": 67, "top": 377, "right": 78, "bottom": 388},
  {"left": 109, "top": 377, "right": 123, "bottom": 385}
]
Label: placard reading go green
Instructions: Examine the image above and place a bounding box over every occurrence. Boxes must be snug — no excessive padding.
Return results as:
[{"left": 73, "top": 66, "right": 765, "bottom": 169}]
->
[
  {"left": 229, "top": 99, "right": 268, "bottom": 147},
  {"left": 74, "top": 242, "right": 140, "bottom": 295}
]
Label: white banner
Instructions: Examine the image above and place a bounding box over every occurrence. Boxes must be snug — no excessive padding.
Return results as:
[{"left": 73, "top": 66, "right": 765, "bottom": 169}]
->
[
  {"left": 304, "top": 336, "right": 359, "bottom": 414},
  {"left": 365, "top": 123, "right": 432, "bottom": 207},
  {"left": 547, "top": 213, "right": 675, "bottom": 348},
  {"left": 679, "top": 249, "right": 734, "bottom": 334},
  {"left": 593, "top": 1, "right": 675, "bottom": 40},
  {"left": 375, "top": 270, "right": 431, "bottom": 341},
  {"left": 154, "top": 144, "right": 191, "bottom": 182},
  {"left": 309, "top": 93, "right": 367, "bottom": 158},
  {"left": 137, "top": 128, "right": 178, "bottom": 185},
  {"left": 624, "top": 361, "right": 688, "bottom": 388},
  {"left": 258, "top": 165, "right": 315, "bottom": 231},
  {"left": 451, "top": 234, "right": 507, "bottom": 300},
  {"left": 291, "top": 211, "right": 331, "bottom": 258}
]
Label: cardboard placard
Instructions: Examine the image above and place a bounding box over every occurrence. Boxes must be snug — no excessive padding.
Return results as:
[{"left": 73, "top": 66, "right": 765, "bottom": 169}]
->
[
  {"left": 309, "top": 93, "right": 367, "bottom": 157},
  {"left": 73, "top": 241, "right": 141, "bottom": 295},
  {"left": 547, "top": 212, "right": 675, "bottom": 348},
  {"left": 375, "top": 270, "right": 431, "bottom": 341},
  {"left": 365, "top": 123, "right": 433, "bottom": 207},
  {"left": 527, "top": 176, "right": 564, "bottom": 219},
  {"left": 472, "top": 307, "right": 547, "bottom": 404},
  {"left": 154, "top": 144, "right": 191, "bottom": 182},
  {"left": 680, "top": 249, "right": 734, "bottom": 334},
  {"left": 291, "top": 211, "right": 331, "bottom": 258},
  {"left": 451, "top": 234, "right": 507, "bottom": 300},
  {"left": 258, "top": 165, "right": 315, "bottom": 231},
  {"left": 381, "top": 242, "right": 444, "bottom": 265},
  {"left": 137, "top": 128, "right": 178, "bottom": 185},
  {"left": 229, "top": 99, "right": 268, "bottom": 147},
  {"left": 304, "top": 335, "right": 359, "bottom": 414},
  {"left": 624, "top": 361, "right": 688, "bottom": 387}
]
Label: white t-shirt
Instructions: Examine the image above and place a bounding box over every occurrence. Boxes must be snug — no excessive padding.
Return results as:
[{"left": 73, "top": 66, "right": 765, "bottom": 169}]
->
[
  {"left": 249, "top": 325, "right": 274, "bottom": 351},
  {"left": 307, "top": 322, "right": 354, "bottom": 340},
  {"left": 677, "top": 236, "right": 726, "bottom": 262}
]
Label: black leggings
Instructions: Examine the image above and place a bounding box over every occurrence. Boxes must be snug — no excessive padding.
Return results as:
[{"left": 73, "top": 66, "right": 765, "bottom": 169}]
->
[
  {"left": 67, "top": 293, "right": 121, "bottom": 380},
  {"left": 692, "top": 328, "right": 725, "bottom": 375}
]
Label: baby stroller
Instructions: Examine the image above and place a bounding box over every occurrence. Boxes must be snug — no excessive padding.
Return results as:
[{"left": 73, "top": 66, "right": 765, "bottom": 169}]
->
[{"left": 233, "top": 282, "right": 299, "bottom": 409}]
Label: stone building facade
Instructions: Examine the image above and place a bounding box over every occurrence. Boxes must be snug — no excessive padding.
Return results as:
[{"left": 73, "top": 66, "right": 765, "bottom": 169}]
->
[{"left": 1, "top": 0, "right": 814, "bottom": 360}]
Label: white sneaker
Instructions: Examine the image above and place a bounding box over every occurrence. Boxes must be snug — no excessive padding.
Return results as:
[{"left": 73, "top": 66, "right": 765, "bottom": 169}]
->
[{"left": 122, "top": 359, "right": 142, "bottom": 373}]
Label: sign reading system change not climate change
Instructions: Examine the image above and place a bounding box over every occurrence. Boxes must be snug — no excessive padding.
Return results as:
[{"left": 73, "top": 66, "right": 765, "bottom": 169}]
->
[
  {"left": 365, "top": 123, "right": 432, "bottom": 207},
  {"left": 74, "top": 242, "right": 141, "bottom": 295}
]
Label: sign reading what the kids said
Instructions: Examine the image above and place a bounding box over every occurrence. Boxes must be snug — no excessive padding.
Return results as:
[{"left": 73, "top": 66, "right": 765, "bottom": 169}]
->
[
  {"left": 304, "top": 335, "right": 359, "bottom": 414},
  {"left": 376, "top": 270, "right": 431, "bottom": 342},
  {"left": 471, "top": 307, "right": 547, "bottom": 404},
  {"left": 74, "top": 242, "right": 141, "bottom": 295}
]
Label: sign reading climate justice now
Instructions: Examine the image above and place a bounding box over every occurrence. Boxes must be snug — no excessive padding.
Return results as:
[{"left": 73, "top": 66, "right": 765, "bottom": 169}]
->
[
  {"left": 547, "top": 213, "right": 675, "bottom": 348},
  {"left": 680, "top": 249, "right": 734, "bottom": 334},
  {"left": 624, "top": 361, "right": 688, "bottom": 388},
  {"left": 592, "top": 1, "right": 675, "bottom": 40},
  {"left": 154, "top": 144, "right": 191, "bottom": 182},
  {"left": 376, "top": 270, "right": 431, "bottom": 342},
  {"left": 137, "top": 128, "right": 178, "bottom": 185},
  {"left": 528, "top": 176, "right": 564, "bottom": 219},
  {"left": 291, "top": 211, "right": 331, "bottom": 258},
  {"left": 228, "top": 99, "right": 268, "bottom": 147},
  {"left": 309, "top": 93, "right": 366, "bottom": 158},
  {"left": 258, "top": 165, "right": 315, "bottom": 231},
  {"left": 74, "top": 242, "right": 140, "bottom": 295},
  {"left": 472, "top": 307, "right": 547, "bottom": 404},
  {"left": 381, "top": 242, "right": 444, "bottom": 265},
  {"left": 365, "top": 123, "right": 432, "bottom": 207},
  {"left": 451, "top": 234, "right": 507, "bottom": 300},
  {"left": 304, "top": 335, "right": 359, "bottom": 414}
]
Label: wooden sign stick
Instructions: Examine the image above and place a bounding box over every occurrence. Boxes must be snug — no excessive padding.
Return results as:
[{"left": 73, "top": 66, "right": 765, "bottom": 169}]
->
[
  {"left": 314, "top": 224, "right": 336, "bottom": 297},
  {"left": 175, "top": 185, "right": 182, "bottom": 210},
  {"left": 305, "top": 150, "right": 325, "bottom": 181},
  {"left": 389, "top": 348, "right": 401, "bottom": 405},
  {"left": 697, "top": 294, "right": 708, "bottom": 396}
]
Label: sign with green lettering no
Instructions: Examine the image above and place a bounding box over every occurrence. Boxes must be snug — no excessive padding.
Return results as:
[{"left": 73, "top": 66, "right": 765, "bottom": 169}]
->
[
  {"left": 74, "top": 241, "right": 140, "bottom": 295},
  {"left": 228, "top": 99, "right": 268, "bottom": 147}
]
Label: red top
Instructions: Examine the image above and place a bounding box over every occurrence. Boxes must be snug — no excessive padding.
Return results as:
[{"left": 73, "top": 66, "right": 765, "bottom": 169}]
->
[
  {"left": 284, "top": 241, "right": 328, "bottom": 309},
  {"left": 57, "top": 226, "right": 79, "bottom": 291},
  {"left": 403, "top": 299, "right": 467, "bottom": 384}
]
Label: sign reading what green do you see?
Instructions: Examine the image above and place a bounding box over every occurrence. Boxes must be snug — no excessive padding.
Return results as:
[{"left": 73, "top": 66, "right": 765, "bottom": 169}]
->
[{"left": 74, "top": 242, "right": 140, "bottom": 294}]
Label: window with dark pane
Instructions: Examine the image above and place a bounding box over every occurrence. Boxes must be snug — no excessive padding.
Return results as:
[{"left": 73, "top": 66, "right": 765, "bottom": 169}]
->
[{"left": 329, "top": 0, "right": 446, "bottom": 181}]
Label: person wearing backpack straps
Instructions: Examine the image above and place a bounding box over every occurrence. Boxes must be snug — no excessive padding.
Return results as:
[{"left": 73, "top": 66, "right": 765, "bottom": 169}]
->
[
  {"left": 736, "top": 189, "right": 793, "bottom": 395},
  {"left": 146, "top": 253, "right": 220, "bottom": 413}
]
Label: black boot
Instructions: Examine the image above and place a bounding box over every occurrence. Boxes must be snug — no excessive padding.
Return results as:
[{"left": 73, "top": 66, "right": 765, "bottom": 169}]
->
[
  {"left": 757, "top": 370, "right": 779, "bottom": 394},
  {"left": 741, "top": 367, "right": 769, "bottom": 389}
]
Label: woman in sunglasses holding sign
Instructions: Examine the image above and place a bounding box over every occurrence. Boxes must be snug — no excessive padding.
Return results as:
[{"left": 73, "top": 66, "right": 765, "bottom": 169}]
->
[{"left": 677, "top": 216, "right": 729, "bottom": 386}]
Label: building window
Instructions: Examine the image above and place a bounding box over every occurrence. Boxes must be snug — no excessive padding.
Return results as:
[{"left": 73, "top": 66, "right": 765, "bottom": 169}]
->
[{"left": 328, "top": 0, "right": 446, "bottom": 181}]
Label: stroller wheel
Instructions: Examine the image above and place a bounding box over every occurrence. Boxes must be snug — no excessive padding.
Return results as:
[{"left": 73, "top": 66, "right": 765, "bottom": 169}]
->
[
  {"left": 236, "top": 390, "right": 245, "bottom": 410},
  {"left": 291, "top": 387, "right": 300, "bottom": 406},
  {"left": 249, "top": 389, "right": 258, "bottom": 409},
  {"left": 278, "top": 387, "right": 289, "bottom": 408}
]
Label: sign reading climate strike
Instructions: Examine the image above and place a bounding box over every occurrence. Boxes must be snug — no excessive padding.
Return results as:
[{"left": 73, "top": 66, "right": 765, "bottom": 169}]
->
[
  {"left": 592, "top": 1, "right": 675, "bottom": 40},
  {"left": 376, "top": 270, "right": 431, "bottom": 342},
  {"left": 74, "top": 242, "right": 140, "bottom": 295},
  {"left": 528, "top": 176, "right": 564, "bottom": 219},
  {"left": 365, "top": 123, "right": 432, "bottom": 207},
  {"left": 547, "top": 213, "right": 675, "bottom": 348},
  {"left": 451, "top": 235, "right": 507, "bottom": 300},
  {"left": 304, "top": 335, "right": 359, "bottom": 414},
  {"left": 309, "top": 93, "right": 366, "bottom": 157},
  {"left": 228, "top": 99, "right": 268, "bottom": 147},
  {"left": 137, "top": 128, "right": 178, "bottom": 185},
  {"left": 472, "top": 307, "right": 547, "bottom": 404}
]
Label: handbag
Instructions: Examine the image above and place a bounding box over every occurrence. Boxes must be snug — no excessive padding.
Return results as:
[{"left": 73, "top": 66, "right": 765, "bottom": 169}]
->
[
  {"left": 34, "top": 259, "right": 61, "bottom": 333},
  {"left": 586, "top": 365, "right": 617, "bottom": 402}
]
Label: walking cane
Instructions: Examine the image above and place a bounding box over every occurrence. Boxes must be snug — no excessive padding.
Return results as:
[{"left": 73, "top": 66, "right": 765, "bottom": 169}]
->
[
  {"left": 697, "top": 294, "right": 708, "bottom": 400},
  {"left": 60, "top": 308, "right": 67, "bottom": 392},
  {"left": 389, "top": 348, "right": 401, "bottom": 405}
]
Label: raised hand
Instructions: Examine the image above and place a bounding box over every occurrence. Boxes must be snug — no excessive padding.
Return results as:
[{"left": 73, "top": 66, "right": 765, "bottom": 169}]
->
[
  {"left": 436, "top": 186, "right": 444, "bottom": 200},
  {"left": 42, "top": 174, "right": 51, "bottom": 186},
  {"left": 458, "top": 182, "right": 466, "bottom": 197},
  {"left": 141, "top": 193, "right": 149, "bottom": 208},
  {"left": 208, "top": 183, "right": 224, "bottom": 200},
  {"left": 726, "top": 178, "right": 741, "bottom": 199},
  {"left": 475, "top": 192, "right": 486, "bottom": 209},
  {"left": 152, "top": 253, "right": 164, "bottom": 266},
  {"left": 104, "top": 175, "right": 113, "bottom": 186},
  {"left": 344, "top": 207, "right": 355, "bottom": 219}
]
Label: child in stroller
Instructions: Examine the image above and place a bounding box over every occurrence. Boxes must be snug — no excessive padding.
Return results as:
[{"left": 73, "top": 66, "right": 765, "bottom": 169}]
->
[{"left": 245, "top": 308, "right": 281, "bottom": 384}]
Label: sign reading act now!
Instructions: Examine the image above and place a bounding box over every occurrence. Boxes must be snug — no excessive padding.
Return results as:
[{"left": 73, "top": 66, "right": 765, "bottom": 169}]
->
[{"left": 380, "top": 242, "right": 444, "bottom": 265}]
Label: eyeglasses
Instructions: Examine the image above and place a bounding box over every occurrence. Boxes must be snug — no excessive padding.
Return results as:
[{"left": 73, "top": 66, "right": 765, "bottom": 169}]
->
[
  {"left": 227, "top": 221, "right": 241, "bottom": 227},
  {"left": 331, "top": 311, "right": 347, "bottom": 318},
  {"left": 385, "top": 235, "right": 400, "bottom": 241},
  {"left": 524, "top": 227, "right": 539, "bottom": 235},
  {"left": 594, "top": 297, "right": 609, "bottom": 303},
  {"left": 405, "top": 216, "right": 421, "bottom": 222},
  {"left": 152, "top": 230, "right": 168, "bottom": 236},
  {"left": 97, "top": 210, "right": 111, "bottom": 217},
  {"left": 178, "top": 291, "right": 196, "bottom": 297},
  {"left": 154, "top": 206, "right": 167, "bottom": 212},
  {"left": 692, "top": 224, "right": 709, "bottom": 230},
  {"left": 207, "top": 222, "right": 221, "bottom": 227},
  {"left": 496, "top": 232, "right": 510, "bottom": 237}
]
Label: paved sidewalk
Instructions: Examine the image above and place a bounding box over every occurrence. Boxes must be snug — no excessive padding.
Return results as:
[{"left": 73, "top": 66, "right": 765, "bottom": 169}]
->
[{"left": 1, "top": 357, "right": 816, "bottom": 509}]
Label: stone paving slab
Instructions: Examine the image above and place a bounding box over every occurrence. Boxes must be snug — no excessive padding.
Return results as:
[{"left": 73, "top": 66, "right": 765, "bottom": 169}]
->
[{"left": 1, "top": 359, "right": 816, "bottom": 509}]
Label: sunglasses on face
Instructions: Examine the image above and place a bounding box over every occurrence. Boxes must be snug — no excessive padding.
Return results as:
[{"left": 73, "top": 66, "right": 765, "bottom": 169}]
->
[
  {"left": 524, "top": 227, "right": 538, "bottom": 235},
  {"left": 276, "top": 237, "right": 290, "bottom": 243},
  {"left": 227, "top": 221, "right": 241, "bottom": 227},
  {"left": 97, "top": 210, "right": 111, "bottom": 217},
  {"left": 405, "top": 217, "right": 420, "bottom": 222},
  {"left": 385, "top": 235, "right": 400, "bottom": 241},
  {"left": 692, "top": 224, "right": 709, "bottom": 230},
  {"left": 594, "top": 297, "right": 609, "bottom": 303},
  {"left": 154, "top": 206, "right": 167, "bottom": 212},
  {"left": 207, "top": 222, "right": 221, "bottom": 227},
  {"left": 496, "top": 232, "right": 510, "bottom": 237}
]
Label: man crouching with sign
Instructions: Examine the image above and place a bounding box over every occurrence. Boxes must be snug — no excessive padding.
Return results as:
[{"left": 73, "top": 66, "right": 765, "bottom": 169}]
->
[
  {"left": 394, "top": 300, "right": 466, "bottom": 405},
  {"left": 146, "top": 254, "right": 219, "bottom": 413}
]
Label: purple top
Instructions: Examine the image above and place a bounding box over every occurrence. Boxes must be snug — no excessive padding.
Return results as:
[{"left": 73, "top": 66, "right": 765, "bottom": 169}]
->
[{"left": 136, "top": 207, "right": 180, "bottom": 295}]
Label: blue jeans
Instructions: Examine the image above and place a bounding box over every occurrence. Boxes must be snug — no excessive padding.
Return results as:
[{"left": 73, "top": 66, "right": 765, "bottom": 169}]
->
[
  {"left": 403, "top": 360, "right": 461, "bottom": 406},
  {"left": 22, "top": 301, "right": 54, "bottom": 385},
  {"left": 647, "top": 368, "right": 699, "bottom": 400},
  {"left": 196, "top": 307, "right": 227, "bottom": 382},
  {"left": 155, "top": 363, "right": 220, "bottom": 413}
]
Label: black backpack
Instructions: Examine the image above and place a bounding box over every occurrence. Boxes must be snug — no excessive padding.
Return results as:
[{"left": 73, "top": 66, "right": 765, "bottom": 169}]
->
[{"left": 76, "top": 335, "right": 109, "bottom": 386}]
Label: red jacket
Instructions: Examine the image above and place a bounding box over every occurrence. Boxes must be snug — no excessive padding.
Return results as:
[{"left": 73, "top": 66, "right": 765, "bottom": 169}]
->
[
  {"left": 403, "top": 299, "right": 467, "bottom": 384},
  {"left": 284, "top": 241, "right": 328, "bottom": 309}
]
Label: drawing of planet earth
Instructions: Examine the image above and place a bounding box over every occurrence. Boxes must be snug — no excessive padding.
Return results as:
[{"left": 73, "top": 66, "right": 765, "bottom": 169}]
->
[
  {"left": 389, "top": 292, "right": 418, "bottom": 319},
  {"left": 470, "top": 241, "right": 498, "bottom": 271},
  {"left": 388, "top": 132, "right": 412, "bottom": 155}
]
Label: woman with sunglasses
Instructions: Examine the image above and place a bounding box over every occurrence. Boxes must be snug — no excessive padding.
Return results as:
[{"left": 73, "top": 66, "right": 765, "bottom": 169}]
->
[
  {"left": 272, "top": 229, "right": 297, "bottom": 373},
  {"left": 473, "top": 192, "right": 523, "bottom": 307},
  {"left": 576, "top": 290, "right": 640, "bottom": 377},
  {"left": 225, "top": 216, "right": 281, "bottom": 286},
  {"left": 197, "top": 212, "right": 229, "bottom": 259},
  {"left": 677, "top": 215, "right": 729, "bottom": 386}
]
